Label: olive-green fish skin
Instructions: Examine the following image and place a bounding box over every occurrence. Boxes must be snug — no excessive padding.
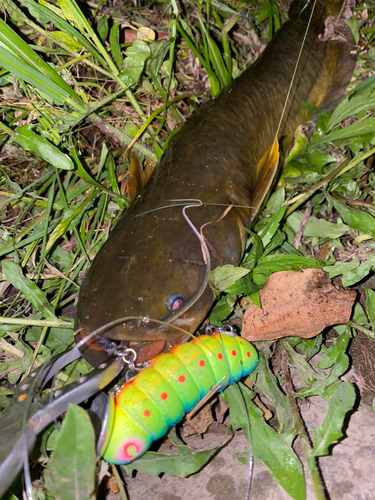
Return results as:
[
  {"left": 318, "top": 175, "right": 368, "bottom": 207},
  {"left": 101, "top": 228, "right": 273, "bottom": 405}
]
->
[{"left": 77, "top": 0, "right": 355, "bottom": 347}]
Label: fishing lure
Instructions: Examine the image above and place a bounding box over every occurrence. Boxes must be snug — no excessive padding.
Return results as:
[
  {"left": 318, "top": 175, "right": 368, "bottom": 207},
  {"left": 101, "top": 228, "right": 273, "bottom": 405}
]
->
[{"left": 101, "top": 333, "right": 258, "bottom": 464}]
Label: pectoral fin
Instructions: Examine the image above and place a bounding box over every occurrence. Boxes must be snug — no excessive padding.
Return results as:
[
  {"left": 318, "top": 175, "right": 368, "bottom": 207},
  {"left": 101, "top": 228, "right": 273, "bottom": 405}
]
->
[{"left": 251, "top": 136, "right": 280, "bottom": 220}]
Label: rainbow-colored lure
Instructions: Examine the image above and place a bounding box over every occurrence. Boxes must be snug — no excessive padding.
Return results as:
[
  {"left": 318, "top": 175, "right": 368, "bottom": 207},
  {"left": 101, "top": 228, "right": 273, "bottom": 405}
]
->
[{"left": 100, "top": 333, "right": 258, "bottom": 464}]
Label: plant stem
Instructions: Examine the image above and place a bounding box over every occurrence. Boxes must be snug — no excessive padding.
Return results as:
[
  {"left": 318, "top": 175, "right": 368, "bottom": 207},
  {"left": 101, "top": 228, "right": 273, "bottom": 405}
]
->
[
  {"left": 111, "top": 464, "right": 128, "bottom": 500},
  {"left": 0, "top": 317, "right": 73, "bottom": 328},
  {"left": 285, "top": 159, "right": 349, "bottom": 217},
  {"left": 348, "top": 320, "right": 375, "bottom": 339}
]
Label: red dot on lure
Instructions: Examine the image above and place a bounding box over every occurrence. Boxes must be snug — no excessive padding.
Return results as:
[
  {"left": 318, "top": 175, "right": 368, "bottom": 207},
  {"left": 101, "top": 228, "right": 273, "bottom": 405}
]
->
[
  {"left": 160, "top": 392, "right": 168, "bottom": 400},
  {"left": 199, "top": 360, "right": 205, "bottom": 367}
]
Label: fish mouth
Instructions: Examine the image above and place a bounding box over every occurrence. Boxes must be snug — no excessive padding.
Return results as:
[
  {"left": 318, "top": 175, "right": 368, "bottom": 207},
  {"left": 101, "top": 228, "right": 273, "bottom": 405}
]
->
[
  {"left": 78, "top": 311, "right": 195, "bottom": 342},
  {"left": 75, "top": 315, "right": 193, "bottom": 367}
]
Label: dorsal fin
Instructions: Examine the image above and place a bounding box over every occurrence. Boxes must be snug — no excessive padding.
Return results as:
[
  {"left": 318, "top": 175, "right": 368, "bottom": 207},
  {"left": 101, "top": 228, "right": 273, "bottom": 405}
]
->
[{"left": 126, "top": 153, "right": 157, "bottom": 201}]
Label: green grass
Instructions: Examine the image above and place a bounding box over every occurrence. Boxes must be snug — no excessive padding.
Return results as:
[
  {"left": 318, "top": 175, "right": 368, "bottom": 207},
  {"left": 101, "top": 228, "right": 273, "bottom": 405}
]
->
[{"left": 0, "top": 0, "right": 375, "bottom": 499}]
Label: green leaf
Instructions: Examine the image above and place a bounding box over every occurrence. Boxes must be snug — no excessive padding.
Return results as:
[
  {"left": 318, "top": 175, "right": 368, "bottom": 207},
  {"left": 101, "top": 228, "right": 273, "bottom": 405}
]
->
[
  {"left": 311, "top": 116, "right": 375, "bottom": 145},
  {"left": 105, "top": 154, "right": 125, "bottom": 209},
  {"left": 146, "top": 40, "right": 171, "bottom": 79},
  {"left": 48, "top": 30, "right": 83, "bottom": 52},
  {"left": 254, "top": 254, "right": 328, "bottom": 277},
  {"left": 206, "top": 33, "right": 231, "bottom": 88},
  {"left": 45, "top": 192, "right": 96, "bottom": 254},
  {"left": 327, "top": 75, "right": 375, "bottom": 130},
  {"left": 285, "top": 125, "right": 309, "bottom": 162},
  {"left": 69, "top": 144, "right": 119, "bottom": 199},
  {"left": 208, "top": 296, "right": 233, "bottom": 325},
  {"left": 1, "top": 0, "right": 34, "bottom": 23},
  {"left": 14, "top": 126, "right": 74, "bottom": 170},
  {"left": 109, "top": 23, "right": 122, "bottom": 69},
  {"left": 223, "top": 384, "right": 306, "bottom": 500},
  {"left": 317, "top": 329, "right": 352, "bottom": 369},
  {"left": 242, "top": 231, "right": 263, "bottom": 270},
  {"left": 286, "top": 213, "right": 348, "bottom": 239},
  {"left": 122, "top": 442, "right": 219, "bottom": 478},
  {"left": 21, "top": 0, "right": 107, "bottom": 67},
  {"left": 56, "top": 0, "right": 86, "bottom": 32},
  {"left": 260, "top": 205, "right": 286, "bottom": 248},
  {"left": 209, "top": 264, "right": 250, "bottom": 294},
  {"left": 97, "top": 15, "right": 108, "bottom": 41},
  {"left": 282, "top": 341, "right": 323, "bottom": 386},
  {"left": 365, "top": 288, "right": 375, "bottom": 332},
  {"left": 312, "top": 382, "right": 356, "bottom": 456},
  {"left": 265, "top": 186, "right": 285, "bottom": 213},
  {"left": 120, "top": 40, "right": 151, "bottom": 84},
  {"left": 324, "top": 259, "right": 359, "bottom": 280},
  {"left": 2, "top": 260, "right": 58, "bottom": 321},
  {"left": 45, "top": 404, "right": 96, "bottom": 500},
  {"left": 224, "top": 273, "right": 262, "bottom": 296},
  {"left": 255, "top": 355, "right": 295, "bottom": 434},
  {"left": 327, "top": 194, "right": 375, "bottom": 239},
  {"left": 341, "top": 255, "right": 375, "bottom": 287},
  {"left": 297, "top": 353, "right": 349, "bottom": 399},
  {"left": 0, "top": 17, "right": 80, "bottom": 102},
  {"left": 0, "top": 46, "right": 68, "bottom": 105}
]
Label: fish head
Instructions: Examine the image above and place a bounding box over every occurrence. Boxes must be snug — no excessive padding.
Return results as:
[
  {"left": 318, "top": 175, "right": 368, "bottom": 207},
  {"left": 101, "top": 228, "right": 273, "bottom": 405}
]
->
[{"left": 77, "top": 207, "right": 214, "bottom": 350}]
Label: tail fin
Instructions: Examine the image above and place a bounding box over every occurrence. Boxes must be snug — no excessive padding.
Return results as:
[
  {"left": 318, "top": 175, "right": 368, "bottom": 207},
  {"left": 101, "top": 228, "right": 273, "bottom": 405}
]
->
[
  {"left": 249, "top": 0, "right": 356, "bottom": 222},
  {"left": 282, "top": 0, "right": 356, "bottom": 138}
]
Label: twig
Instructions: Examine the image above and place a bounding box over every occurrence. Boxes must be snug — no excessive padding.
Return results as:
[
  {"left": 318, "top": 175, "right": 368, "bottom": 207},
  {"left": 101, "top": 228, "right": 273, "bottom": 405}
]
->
[{"left": 293, "top": 200, "right": 312, "bottom": 249}]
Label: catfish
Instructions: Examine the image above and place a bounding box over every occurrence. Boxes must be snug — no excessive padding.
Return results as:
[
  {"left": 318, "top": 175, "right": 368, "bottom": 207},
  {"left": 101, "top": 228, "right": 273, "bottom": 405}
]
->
[{"left": 77, "top": 0, "right": 356, "bottom": 363}]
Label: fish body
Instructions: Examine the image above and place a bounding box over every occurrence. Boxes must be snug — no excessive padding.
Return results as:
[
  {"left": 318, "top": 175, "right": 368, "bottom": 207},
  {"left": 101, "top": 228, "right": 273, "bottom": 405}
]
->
[{"left": 77, "top": 0, "right": 355, "bottom": 354}]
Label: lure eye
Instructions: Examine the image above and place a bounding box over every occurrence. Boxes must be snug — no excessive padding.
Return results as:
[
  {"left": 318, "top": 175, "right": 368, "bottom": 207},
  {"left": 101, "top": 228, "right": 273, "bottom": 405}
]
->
[{"left": 167, "top": 294, "right": 185, "bottom": 312}]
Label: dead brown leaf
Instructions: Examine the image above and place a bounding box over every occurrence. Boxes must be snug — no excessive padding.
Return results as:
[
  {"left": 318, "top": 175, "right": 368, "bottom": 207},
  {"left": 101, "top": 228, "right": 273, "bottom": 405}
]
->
[
  {"left": 181, "top": 403, "right": 214, "bottom": 438},
  {"left": 123, "top": 28, "right": 169, "bottom": 43},
  {"left": 242, "top": 268, "right": 356, "bottom": 341}
]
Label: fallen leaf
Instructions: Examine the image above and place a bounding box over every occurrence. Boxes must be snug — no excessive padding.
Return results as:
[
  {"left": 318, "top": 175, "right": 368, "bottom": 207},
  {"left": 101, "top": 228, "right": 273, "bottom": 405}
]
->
[
  {"left": 242, "top": 268, "right": 356, "bottom": 341},
  {"left": 107, "top": 475, "right": 119, "bottom": 494},
  {"left": 181, "top": 403, "right": 214, "bottom": 438},
  {"left": 123, "top": 28, "right": 169, "bottom": 43}
]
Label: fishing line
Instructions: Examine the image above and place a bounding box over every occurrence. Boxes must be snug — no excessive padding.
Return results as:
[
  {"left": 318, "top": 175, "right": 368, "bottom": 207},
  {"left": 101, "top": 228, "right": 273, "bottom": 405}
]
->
[
  {"left": 126, "top": 200, "right": 254, "bottom": 225},
  {"left": 275, "top": 0, "right": 319, "bottom": 139},
  {"left": 16, "top": 3, "right": 325, "bottom": 499},
  {"left": 99, "top": 199, "right": 212, "bottom": 333},
  {"left": 76, "top": 316, "right": 192, "bottom": 347}
]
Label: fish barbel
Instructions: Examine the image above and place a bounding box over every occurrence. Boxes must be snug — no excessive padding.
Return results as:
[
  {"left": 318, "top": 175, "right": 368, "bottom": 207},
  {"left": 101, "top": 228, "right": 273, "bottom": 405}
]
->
[{"left": 77, "top": 0, "right": 355, "bottom": 359}]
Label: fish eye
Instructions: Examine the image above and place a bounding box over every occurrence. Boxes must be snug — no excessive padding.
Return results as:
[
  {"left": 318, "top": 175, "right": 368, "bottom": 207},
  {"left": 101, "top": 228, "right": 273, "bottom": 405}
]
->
[{"left": 167, "top": 294, "right": 185, "bottom": 312}]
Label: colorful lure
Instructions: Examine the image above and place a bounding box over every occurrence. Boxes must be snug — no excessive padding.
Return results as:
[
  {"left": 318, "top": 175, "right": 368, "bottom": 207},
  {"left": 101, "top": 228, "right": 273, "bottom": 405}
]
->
[{"left": 100, "top": 333, "right": 258, "bottom": 464}]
